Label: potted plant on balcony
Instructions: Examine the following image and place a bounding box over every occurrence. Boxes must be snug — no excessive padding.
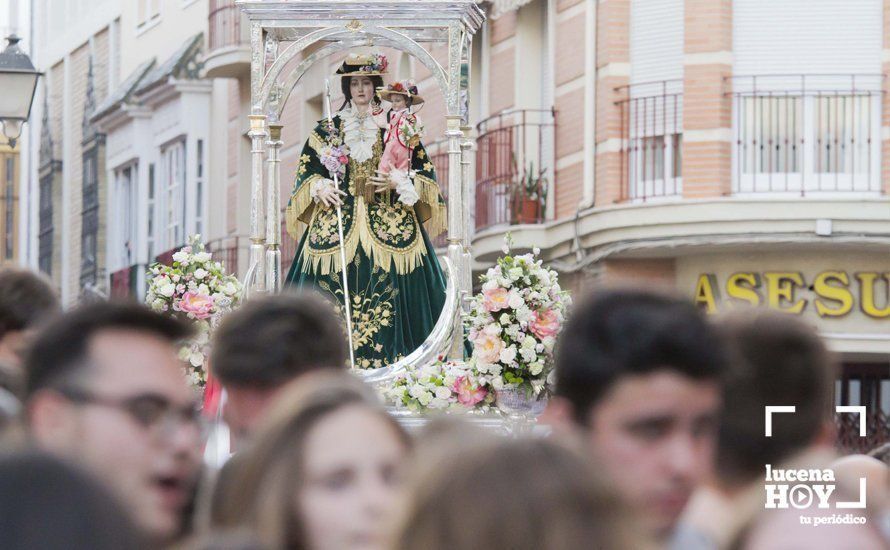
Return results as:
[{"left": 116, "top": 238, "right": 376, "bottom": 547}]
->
[{"left": 512, "top": 161, "right": 548, "bottom": 224}]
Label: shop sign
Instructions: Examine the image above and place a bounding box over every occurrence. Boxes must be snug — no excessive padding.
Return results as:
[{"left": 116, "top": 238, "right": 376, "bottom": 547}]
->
[{"left": 693, "top": 271, "right": 890, "bottom": 318}]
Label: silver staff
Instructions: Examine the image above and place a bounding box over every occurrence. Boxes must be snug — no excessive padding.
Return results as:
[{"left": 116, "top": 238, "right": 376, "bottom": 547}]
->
[{"left": 324, "top": 78, "right": 356, "bottom": 369}]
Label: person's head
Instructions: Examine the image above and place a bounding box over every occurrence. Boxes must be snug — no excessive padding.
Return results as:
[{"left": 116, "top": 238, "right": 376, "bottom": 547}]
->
[
  {"left": 389, "top": 93, "right": 409, "bottom": 111},
  {"left": 714, "top": 310, "right": 837, "bottom": 487},
  {"left": 23, "top": 301, "right": 201, "bottom": 544},
  {"left": 545, "top": 288, "right": 726, "bottom": 538},
  {"left": 0, "top": 267, "right": 59, "bottom": 395},
  {"left": 341, "top": 75, "right": 384, "bottom": 109},
  {"left": 213, "top": 371, "right": 411, "bottom": 550},
  {"left": 0, "top": 451, "right": 148, "bottom": 550},
  {"left": 394, "top": 435, "right": 649, "bottom": 550},
  {"left": 210, "top": 291, "right": 347, "bottom": 446}
]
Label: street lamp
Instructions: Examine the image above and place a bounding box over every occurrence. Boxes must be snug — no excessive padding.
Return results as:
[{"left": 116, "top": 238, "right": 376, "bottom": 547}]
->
[{"left": 0, "top": 35, "right": 41, "bottom": 149}]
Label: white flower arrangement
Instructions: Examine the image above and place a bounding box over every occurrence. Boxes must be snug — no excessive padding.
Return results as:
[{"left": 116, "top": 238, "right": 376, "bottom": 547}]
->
[
  {"left": 146, "top": 235, "right": 243, "bottom": 388},
  {"left": 384, "top": 358, "right": 493, "bottom": 413},
  {"left": 466, "top": 235, "right": 571, "bottom": 398}
]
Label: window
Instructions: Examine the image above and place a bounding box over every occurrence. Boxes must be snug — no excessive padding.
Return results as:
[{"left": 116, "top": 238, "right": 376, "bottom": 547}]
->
[
  {"left": 161, "top": 141, "right": 186, "bottom": 250},
  {"left": 147, "top": 163, "right": 156, "bottom": 259},
  {"left": 113, "top": 165, "right": 137, "bottom": 269},
  {"left": 195, "top": 139, "right": 204, "bottom": 236},
  {"left": 732, "top": 79, "right": 881, "bottom": 194},
  {"left": 38, "top": 173, "right": 53, "bottom": 275},
  {"left": 137, "top": 0, "right": 161, "bottom": 29},
  {"left": 80, "top": 148, "right": 100, "bottom": 286},
  {"left": 4, "top": 157, "right": 14, "bottom": 260}
]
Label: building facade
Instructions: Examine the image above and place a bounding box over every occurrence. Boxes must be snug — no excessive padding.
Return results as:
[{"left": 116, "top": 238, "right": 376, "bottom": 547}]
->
[{"left": 26, "top": 0, "right": 889, "bottom": 437}]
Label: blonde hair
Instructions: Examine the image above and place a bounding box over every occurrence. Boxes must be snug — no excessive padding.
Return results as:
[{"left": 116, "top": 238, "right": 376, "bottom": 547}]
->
[
  {"left": 393, "top": 433, "right": 651, "bottom": 550},
  {"left": 211, "top": 371, "right": 409, "bottom": 549}
]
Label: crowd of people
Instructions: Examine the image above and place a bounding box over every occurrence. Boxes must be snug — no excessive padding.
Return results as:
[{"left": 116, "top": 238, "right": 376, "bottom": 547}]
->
[{"left": 0, "top": 266, "right": 887, "bottom": 549}]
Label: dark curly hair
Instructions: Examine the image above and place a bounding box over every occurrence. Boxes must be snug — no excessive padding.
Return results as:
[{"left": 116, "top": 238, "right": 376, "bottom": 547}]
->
[{"left": 338, "top": 75, "right": 384, "bottom": 111}]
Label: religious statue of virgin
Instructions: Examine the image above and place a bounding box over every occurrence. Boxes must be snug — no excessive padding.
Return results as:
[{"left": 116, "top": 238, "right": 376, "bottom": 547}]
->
[{"left": 284, "top": 53, "right": 448, "bottom": 370}]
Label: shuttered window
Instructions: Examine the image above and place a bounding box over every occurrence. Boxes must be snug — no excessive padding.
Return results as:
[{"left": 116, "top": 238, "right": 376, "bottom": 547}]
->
[{"left": 734, "top": 0, "right": 881, "bottom": 80}]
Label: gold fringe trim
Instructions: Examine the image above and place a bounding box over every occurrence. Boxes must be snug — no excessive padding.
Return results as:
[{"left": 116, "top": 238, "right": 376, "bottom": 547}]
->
[
  {"left": 414, "top": 173, "right": 447, "bottom": 237},
  {"left": 300, "top": 205, "right": 361, "bottom": 277},
  {"left": 285, "top": 175, "right": 320, "bottom": 239},
  {"left": 299, "top": 198, "right": 429, "bottom": 276}
]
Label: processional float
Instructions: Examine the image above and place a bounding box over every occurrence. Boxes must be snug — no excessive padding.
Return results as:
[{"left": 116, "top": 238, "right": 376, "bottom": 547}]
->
[{"left": 236, "top": 0, "right": 484, "bottom": 382}]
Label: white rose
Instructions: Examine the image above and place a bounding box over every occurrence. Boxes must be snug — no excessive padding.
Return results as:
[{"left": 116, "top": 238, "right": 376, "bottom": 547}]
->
[
  {"left": 520, "top": 348, "right": 537, "bottom": 364},
  {"left": 499, "top": 313, "right": 511, "bottom": 325},
  {"left": 508, "top": 267, "right": 524, "bottom": 280},
  {"left": 499, "top": 346, "right": 517, "bottom": 364},
  {"left": 507, "top": 290, "right": 524, "bottom": 310},
  {"left": 194, "top": 268, "right": 208, "bottom": 280},
  {"left": 529, "top": 362, "right": 544, "bottom": 376},
  {"left": 409, "top": 384, "right": 427, "bottom": 399},
  {"left": 195, "top": 252, "right": 212, "bottom": 263},
  {"left": 417, "top": 391, "right": 433, "bottom": 407},
  {"left": 198, "top": 284, "right": 210, "bottom": 295},
  {"left": 482, "top": 279, "right": 499, "bottom": 292},
  {"left": 159, "top": 283, "right": 176, "bottom": 298},
  {"left": 434, "top": 386, "right": 451, "bottom": 400},
  {"left": 488, "top": 364, "right": 503, "bottom": 376},
  {"left": 535, "top": 343, "right": 545, "bottom": 353},
  {"left": 189, "top": 352, "right": 205, "bottom": 368},
  {"left": 505, "top": 324, "right": 521, "bottom": 340},
  {"left": 533, "top": 246, "right": 541, "bottom": 255},
  {"left": 521, "top": 335, "right": 536, "bottom": 350},
  {"left": 172, "top": 251, "right": 188, "bottom": 263},
  {"left": 515, "top": 304, "right": 533, "bottom": 325}
]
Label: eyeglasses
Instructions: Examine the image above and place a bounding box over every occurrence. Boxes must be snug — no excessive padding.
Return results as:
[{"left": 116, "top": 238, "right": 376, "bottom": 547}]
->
[{"left": 58, "top": 387, "right": 207, "bottom": 441}]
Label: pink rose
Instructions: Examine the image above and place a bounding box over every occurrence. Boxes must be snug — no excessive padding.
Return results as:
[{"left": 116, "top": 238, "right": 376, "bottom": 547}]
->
[
  {"left": 452, "top": 376, "right": 488, "bottom": 406},
  {"left": 482, "top": 287, "right": 510, "bottom": 312},
  {"left": 529, "top": 309, "right": 560, "bottom": 339},
  {"left": 473, "top": 331, "right": 505, "bottom": 364},
  {"left": 178, "top": 292, "right": 215, "bottom": 319}
]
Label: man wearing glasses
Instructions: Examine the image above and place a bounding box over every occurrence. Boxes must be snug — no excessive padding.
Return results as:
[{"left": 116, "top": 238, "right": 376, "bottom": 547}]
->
[{"left": 23, "top": 302, "right": 203, "bottom": 545}]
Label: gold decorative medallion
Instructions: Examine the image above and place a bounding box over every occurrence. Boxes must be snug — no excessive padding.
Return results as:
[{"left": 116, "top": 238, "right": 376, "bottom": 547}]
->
[{"left": 346, "top": 20, "right": 364, "bottom": 32}]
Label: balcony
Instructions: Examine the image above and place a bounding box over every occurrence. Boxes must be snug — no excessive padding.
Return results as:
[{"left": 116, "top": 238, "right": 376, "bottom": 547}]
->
[
  {"left": 730, "top": 74, "right": 883, "bottom": 195},
  {"left": 204, "top": 0, "right": 251, "bottom": 79},
  {"left": 616, "top": 80, "right": 683, "bottom": 202},
  {"left": 207, "top": 235, "right": 246, "bottom": 275},
  {"left": 474, "top": 109, "right": 556, "bottom": 232}
]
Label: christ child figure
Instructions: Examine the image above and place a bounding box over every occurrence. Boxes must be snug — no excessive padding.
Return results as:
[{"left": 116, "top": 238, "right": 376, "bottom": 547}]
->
[{"left": 375, "top": 80, "right": 425, "bottom": 179}]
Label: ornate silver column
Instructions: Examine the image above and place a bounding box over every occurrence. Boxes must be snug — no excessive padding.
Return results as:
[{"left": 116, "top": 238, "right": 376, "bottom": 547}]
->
[
  {"left": 446, "top": 114, "right": 465, "bottom": 361},
  {"left": 247, "top": 113, "right": 268, "bottom": 293},
  {"left": 460, "top": 126, "right": 475, "bottom": 309},
  {"left": 265, "top": 123, "right": 283, "bottom": 293}
]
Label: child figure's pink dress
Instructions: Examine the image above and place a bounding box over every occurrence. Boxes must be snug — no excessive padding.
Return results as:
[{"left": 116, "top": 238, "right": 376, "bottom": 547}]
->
[{"left": 377, "top": 108, "right": 417, "bottom": 175}]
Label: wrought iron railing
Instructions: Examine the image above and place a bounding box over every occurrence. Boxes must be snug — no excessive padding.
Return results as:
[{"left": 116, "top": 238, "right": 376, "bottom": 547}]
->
[
  {"left": 207, "top": 235, "right": 246, "bottom": 275},
  {"left": 836, "top": 409, "right": 890, "bottom": 455},
  {"left": 729, "top": 74, "right": 883, "bottom": 195},
  {"left": 474, "top": 108, "right": 556, "bottom": 231},
  {"left": 209, "top": 0, "right": 244, "bottom": 51},
  {"left": 616, "top": 80, "right": 683, "bottom": 202}
]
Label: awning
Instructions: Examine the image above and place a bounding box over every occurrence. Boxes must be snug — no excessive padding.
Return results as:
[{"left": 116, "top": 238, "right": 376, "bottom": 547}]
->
[{"left": 490, "top": 0, "right": 535, "bottom": 19}]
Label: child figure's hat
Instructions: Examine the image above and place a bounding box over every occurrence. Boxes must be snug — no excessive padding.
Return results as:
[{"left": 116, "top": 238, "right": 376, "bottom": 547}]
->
[
  {"left": 336, "top": 53, "right": 389, "bottom": 76},
  {"left": 377, "top": 79, "right": 424, "bottom": 105}
]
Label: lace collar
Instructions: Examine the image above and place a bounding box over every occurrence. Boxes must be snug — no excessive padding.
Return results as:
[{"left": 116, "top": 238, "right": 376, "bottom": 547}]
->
[{"left": 340, "top": 104, "right": 379, "bottom": 163}]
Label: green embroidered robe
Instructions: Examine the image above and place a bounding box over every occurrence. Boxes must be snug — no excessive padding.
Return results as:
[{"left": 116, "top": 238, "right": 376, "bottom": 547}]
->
[{"left": 284, "top": 114, "right": 448, "bottom": 369}]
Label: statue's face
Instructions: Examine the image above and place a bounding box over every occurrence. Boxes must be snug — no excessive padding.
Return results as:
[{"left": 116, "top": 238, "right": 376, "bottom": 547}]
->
[{"left": 350, "top": 76, "right": 375, "bottom": 108}]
